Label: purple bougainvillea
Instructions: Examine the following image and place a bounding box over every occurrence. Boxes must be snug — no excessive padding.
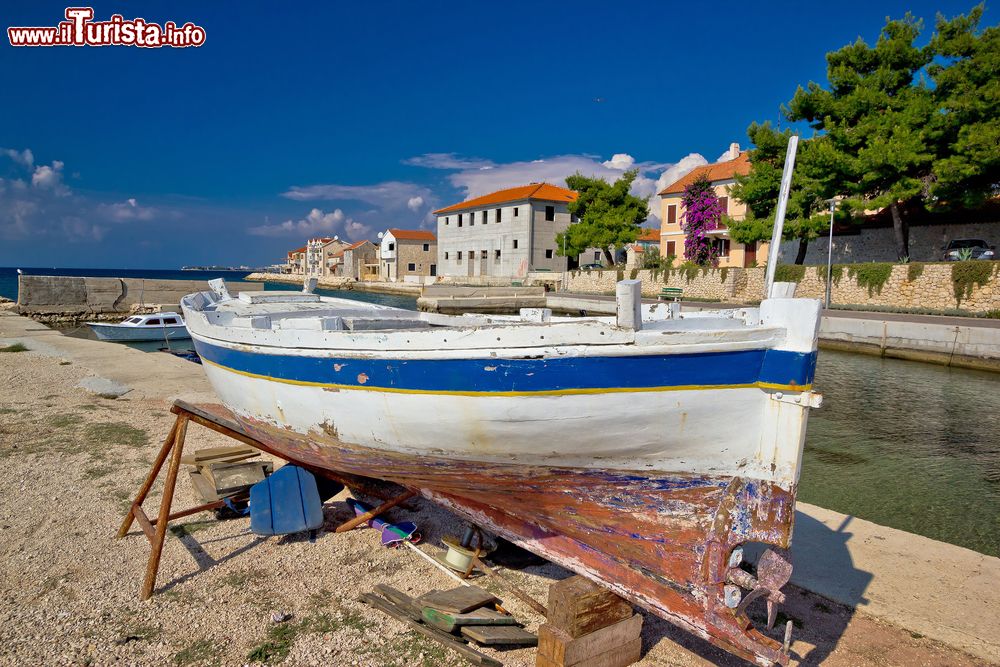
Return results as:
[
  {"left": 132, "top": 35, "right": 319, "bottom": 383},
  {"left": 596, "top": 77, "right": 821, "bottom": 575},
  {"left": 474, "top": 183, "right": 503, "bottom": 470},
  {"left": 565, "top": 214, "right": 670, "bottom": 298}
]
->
[{"left": 680, "top": 176, "right": 722, "bottom": 266}]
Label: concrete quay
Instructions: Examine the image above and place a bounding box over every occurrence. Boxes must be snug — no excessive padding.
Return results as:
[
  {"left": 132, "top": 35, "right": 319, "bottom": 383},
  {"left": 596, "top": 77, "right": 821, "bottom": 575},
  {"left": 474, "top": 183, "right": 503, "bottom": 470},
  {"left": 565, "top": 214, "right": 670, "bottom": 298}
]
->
[
  {"left": 2, "top": 309, "right": 998, "bottom": 665},
  {"left": 244, "top": 272, "right": 422, "bottom": 296},
  {"left": 417, "top": 285, "right": 547, "bottom": 314},
  {"left": 548, "top": 293, "right": 1000, "bottom": 372}
]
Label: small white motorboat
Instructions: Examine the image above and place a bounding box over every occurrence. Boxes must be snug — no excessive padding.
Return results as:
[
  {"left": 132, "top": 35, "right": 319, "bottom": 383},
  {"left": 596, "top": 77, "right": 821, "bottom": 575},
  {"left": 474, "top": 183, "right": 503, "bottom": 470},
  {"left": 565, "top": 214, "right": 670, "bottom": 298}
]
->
[{"left": 86, "top": 311, "right": 190, "bottom": 342}]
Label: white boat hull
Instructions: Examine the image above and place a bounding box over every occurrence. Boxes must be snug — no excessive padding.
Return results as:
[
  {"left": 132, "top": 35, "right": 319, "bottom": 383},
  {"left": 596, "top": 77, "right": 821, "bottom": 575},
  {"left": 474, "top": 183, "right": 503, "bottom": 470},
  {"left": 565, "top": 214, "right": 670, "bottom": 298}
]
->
[{"left": 87, "top": 323, "right": 189, "bottom": 342}]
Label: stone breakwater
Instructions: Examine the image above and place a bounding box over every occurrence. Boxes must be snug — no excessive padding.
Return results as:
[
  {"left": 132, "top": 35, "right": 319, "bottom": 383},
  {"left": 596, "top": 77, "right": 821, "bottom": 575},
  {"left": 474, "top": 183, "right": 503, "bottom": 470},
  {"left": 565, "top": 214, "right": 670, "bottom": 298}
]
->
[
  {"left": 563, "top": 262, "right": 1000, "bottom": 315},
  {"left": 15, "top": 275, "right": 264, "bottom": 324}
]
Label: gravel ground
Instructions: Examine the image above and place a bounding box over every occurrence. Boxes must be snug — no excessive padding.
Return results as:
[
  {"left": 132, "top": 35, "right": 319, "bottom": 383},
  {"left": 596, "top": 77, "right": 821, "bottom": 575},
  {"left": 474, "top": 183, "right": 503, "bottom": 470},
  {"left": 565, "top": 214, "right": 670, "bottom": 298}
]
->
[{"left": 0, "top": 336, "right": 990, "bottom": 667}]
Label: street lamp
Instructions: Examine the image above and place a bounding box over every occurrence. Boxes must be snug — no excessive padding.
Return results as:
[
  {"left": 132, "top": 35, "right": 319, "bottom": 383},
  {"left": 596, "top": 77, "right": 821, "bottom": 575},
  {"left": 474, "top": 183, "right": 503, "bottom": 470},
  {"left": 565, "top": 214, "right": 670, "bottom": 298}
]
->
[
  {"left": 824, "top": 198, "right": 837, "bottom": 308},
  {"left": 561, "top": 230, "right": 567, "bottom": 292}
]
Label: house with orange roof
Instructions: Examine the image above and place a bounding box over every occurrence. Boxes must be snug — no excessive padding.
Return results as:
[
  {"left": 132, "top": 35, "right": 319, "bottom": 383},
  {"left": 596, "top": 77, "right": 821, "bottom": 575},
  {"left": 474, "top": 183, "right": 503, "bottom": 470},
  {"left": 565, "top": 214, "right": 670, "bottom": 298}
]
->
[
  {"left": 658, "top": 143, "right": 767, "bottom": 268},
  {"left": 285, "top": 245, "right": 307, "bottom": 275},
  {"left": 624, "top": 228, "right": 662, "bottom": 269},
  {"left": 304, "top": 236, "right": 352, "bottom": 278},
  {"left": 433, "top": 183, "right": 579, "bottom": 278},
  {"left": 329, "top": 239, "right": 378, "bottom": 280},
  {"left": 378, "top": 228, "right": 437, "bottom": 282}
]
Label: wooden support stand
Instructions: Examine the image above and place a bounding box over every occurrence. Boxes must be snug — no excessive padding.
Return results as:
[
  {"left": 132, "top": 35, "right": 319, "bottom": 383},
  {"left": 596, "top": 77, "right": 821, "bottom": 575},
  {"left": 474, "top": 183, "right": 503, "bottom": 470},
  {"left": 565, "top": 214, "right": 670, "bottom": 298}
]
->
[
  {"left": 117, "top": 400, "right": 419, "bottom": 601},
  {"left": 536, "top": 576, "right": 642, "bottom": 667}
]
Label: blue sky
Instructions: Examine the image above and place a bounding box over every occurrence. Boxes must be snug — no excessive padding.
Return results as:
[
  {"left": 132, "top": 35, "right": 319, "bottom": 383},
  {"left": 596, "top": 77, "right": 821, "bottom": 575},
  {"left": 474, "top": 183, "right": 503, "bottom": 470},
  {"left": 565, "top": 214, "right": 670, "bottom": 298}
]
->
[{"left": 0, "top": 1, "right": 991, "bottom": 268}]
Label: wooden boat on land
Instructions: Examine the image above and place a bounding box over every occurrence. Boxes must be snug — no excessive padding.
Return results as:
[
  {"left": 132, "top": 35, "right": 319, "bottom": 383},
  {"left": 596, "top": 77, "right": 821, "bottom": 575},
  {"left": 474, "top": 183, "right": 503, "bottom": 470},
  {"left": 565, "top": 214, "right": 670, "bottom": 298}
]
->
[
  {"left": 86, "top": 311, "right": 190, "bottom": 342},
  {"left": 181, "top": 277, "right": 822, "bottom": 666}
]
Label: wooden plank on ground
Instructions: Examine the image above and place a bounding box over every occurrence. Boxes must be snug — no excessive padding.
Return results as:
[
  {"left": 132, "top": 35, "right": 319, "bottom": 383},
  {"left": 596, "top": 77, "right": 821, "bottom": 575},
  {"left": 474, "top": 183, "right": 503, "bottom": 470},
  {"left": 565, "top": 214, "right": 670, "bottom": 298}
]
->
[
  {"left": 204, "top": 460, "right": 269, "bottom": 493},
  {"left": 422, "top": 606, "right": 518, "bottom": 633},
  {"left": 535, "top": 637, "right": 642, "bottom": 667},
  {"left": 179, "top": 444, "right": 257, "bottom": 465},
  {"left": 359, "top": 592, "right": 501, "bottom": 667},
  {"left": 546, "top": 576, "right": 633, "bottom": 638},
  {"left": 537, "top": 614, "right": 642, "bottom": 666},
  {"left": 461, "top": 624, "right": 537, "bottom": 646},
  {"left": 374, "top": 584, "right": 422, "bottom": 621},
  {"left": 418, "top": 586, "right": 500, "bottom": 614}
]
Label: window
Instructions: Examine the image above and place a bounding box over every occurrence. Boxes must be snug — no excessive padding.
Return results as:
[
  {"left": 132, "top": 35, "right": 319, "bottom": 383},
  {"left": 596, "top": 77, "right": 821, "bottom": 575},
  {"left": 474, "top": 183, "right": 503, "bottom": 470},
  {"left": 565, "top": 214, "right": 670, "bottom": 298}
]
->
[
  {"left": 594, "top": 251, "right": 601, "bottom": 261},
  {"left": 667, "top": 205, "right": 677, "bottom": 224},
  {"left": 458, "top": 214, "right": 463, "bottom": 227},
  {"left": 513, "top": 207, "right": 519, "bottom": 217},
  {"left": 666, "top": 241, "right": 676, "bottom": 257},
  {"left": 444, "top": 252, "right": 449, "bottom": 260},
  {"left": 163, "top": 318, "right": 178, "bottom": 325},
  {"left": 407, "top": 263, "right": 416, "bottom": 271},
  {"left": 423, "top": 243, "right": 429, "bottom": 251},
  {"left": 495, "top": 249, "right": 501, "bottom": 260},
  {"left": 457, "top": 251, "right": 463, "bottom": 260},
  {"left": 495, "top": 208, "right": 501, "bottom": 222},
  {"left": 714, "top": 239, "right": 731, "bottom": 257},
  {"left": 430, "top": 264, "right": 436, "bottom": 276},
  {"left": 146, "top": 318, "right": 161, "bottom": 326},
  {"left": 545, "top": 205, "right": 555, "bottom": 221},
  {"left": 513, "top": 239, "right": 518, "bottom": 249},
  {"left": 444, "top": 216, "right": 449, "bottom": 225},
  {"left": 718, "top": 197, "right": 729, "bottom": 215},
  {"left": 481, "top": 250, "right": 487, "bottom": 259},
  {"left": 481, "top": 211, "right": 487, "bottom": 224},
  {"left": 388, "top": 242, "right": 395, "bottom": 251},
  {"left": 545, "top": 249, "right": 553, "bottom": 259}
]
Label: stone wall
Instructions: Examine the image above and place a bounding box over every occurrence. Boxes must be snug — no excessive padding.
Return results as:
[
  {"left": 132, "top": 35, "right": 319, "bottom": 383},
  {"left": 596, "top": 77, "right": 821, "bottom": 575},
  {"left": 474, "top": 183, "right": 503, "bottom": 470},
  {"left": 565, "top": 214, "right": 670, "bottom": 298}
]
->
[
  {"left": 564, "top": 263, "right": 1000, "bottom": 314},
  {"left": 778, "top": 220, "right": 1000, "bottom": 264},
  {"left": 16, "top": 275, "right": 263, "bottom": 322}
]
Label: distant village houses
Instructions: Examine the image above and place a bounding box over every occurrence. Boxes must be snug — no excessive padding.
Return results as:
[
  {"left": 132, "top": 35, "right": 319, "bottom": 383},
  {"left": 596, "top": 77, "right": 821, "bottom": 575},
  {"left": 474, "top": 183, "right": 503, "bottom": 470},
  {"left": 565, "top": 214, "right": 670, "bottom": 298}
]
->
[
  {"left": 378, "top": 229, "right": 437, "bottom": 282},
  {"left": 624, "top": 228, "right": 661, "bottom": 269},
  {"left": 335, "top": 240, "right": 379, "bottom": 281}
]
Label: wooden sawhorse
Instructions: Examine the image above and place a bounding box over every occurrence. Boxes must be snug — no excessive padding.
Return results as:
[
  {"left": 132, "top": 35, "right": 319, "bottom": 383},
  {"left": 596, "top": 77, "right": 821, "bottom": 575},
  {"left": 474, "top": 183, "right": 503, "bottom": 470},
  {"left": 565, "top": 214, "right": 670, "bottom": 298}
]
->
[{"left": 117, "top": 400, "right": 416, "bottom": 600}]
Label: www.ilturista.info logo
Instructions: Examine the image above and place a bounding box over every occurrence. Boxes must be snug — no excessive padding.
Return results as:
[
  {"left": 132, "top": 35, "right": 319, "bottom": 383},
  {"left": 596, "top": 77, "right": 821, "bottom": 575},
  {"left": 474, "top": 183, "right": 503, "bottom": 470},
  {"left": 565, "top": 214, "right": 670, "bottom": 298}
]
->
[{"left": 8, "top": 7, "right": 206, "bottom": 48}]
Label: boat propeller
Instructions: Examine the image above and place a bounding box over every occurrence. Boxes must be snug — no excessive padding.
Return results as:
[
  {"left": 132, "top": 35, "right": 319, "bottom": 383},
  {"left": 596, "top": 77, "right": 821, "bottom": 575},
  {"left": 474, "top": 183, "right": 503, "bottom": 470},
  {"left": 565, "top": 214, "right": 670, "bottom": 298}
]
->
[{"left": 725, "top": 547, "right": 795, "bottom": 658}]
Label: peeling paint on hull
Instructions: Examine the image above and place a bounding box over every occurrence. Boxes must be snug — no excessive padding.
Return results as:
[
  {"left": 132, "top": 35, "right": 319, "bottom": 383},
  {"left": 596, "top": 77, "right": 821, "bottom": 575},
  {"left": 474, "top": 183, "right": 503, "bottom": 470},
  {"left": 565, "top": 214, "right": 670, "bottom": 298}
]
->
[{"left": 237, "top": 415, "right": 795, "bottom": 666}]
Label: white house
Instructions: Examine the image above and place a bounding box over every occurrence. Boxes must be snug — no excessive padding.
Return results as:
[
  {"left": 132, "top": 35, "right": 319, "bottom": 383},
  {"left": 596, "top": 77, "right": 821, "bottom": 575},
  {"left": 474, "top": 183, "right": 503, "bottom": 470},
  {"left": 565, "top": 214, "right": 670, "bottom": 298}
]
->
[{"left": 433, "top": 183, "right": 578, "bottom": 279}]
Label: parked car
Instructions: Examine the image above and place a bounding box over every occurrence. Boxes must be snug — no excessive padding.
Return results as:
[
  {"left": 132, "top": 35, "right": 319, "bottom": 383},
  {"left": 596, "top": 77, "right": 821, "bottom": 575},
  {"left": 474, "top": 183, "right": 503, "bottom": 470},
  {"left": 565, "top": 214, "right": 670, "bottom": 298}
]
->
[
  {"left": 942, "top": 239, "right": 995, "bottom": 261},
  {"left": 579, "top": 263, "right": 604, "bottom": 270}
]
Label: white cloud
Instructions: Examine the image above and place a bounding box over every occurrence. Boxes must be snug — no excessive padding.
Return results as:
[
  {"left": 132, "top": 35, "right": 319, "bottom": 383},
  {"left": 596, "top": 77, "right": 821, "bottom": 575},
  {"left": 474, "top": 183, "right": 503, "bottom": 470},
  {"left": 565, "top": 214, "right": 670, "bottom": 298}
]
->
[
  {"left": 402, "top": 153, "right": 495, "bottom": 170},
  {"left": 248, "top": 207, "right": 371, "bottom": 241},
  {"left": 282, "top": 181, "right": 434, "bottom": 212},
  {"left": 407, "top": 196, "right": 424, "bottom": 212},
  {"left": 0, "top": 200, "right": 38, "bottom": 240},
  {"left": 602, "top": 153, "right": 636, "bottom": 170},
  {"left": 98, "top": 197, "right": 157, "bottom": 222},
  {"left": 31, "top": 160, "right": 67, "bottom": 194},
  {"left": 399, "top": 150, "right": 722, "bottom": 225},
  {"left": 60, "top": 216, "right": 107, "bottom": 242},
  {"left": 2, "top": 148, "right": 34, "bottom": 169}
]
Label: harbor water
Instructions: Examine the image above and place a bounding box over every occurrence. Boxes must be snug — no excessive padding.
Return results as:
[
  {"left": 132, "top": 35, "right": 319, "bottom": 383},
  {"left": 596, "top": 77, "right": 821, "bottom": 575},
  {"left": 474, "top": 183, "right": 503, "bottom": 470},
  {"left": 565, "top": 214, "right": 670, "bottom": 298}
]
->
[
  {"left": 803, "top": 349, "right": 999, "bottom": 556},
  {"left": 10, "top": 268, "right": 997, "bottom": 556}
]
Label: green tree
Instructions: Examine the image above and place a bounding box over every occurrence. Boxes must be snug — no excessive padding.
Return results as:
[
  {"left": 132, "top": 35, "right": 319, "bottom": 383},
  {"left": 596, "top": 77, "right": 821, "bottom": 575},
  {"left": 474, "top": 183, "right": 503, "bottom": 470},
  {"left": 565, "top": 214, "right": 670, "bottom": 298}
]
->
[
  {"left": 785, "top": 13, "right": 936, "bottom": 260},
  {"left": 728, "top": 124, "right": 836, "bottom": 264},
  {"left": 927, "top": 5, "right": 1000, "bottom": 208},
  {"left": 557, "top": 170, "right": 649, "bottom": 265}
]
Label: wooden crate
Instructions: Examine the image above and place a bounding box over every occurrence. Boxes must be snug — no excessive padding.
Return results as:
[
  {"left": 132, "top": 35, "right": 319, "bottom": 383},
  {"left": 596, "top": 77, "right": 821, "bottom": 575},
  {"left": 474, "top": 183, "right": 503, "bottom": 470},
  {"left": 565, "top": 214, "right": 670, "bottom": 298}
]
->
[
  {"left": 546, "top": 576, "right": 633, "bottom": 638},
  {"left": 537, "top": 615, "right": 642, "bottom": 667}
]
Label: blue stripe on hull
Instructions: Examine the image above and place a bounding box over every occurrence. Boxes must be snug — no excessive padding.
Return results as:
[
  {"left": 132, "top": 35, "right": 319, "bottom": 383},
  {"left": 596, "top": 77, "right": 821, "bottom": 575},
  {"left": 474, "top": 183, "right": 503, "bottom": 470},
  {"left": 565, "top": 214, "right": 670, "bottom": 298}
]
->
[{"left": 193, "top": 340, "right": 817, "bottom": 394}]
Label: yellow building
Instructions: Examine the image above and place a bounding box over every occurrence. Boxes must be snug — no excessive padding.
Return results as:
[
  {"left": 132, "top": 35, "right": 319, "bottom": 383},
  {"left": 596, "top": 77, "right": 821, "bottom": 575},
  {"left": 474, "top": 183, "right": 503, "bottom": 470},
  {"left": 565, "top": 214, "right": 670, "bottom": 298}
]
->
[{"left": 658, "top": 145, "right": 768, "bottom": 268}]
